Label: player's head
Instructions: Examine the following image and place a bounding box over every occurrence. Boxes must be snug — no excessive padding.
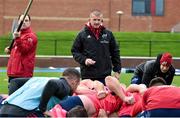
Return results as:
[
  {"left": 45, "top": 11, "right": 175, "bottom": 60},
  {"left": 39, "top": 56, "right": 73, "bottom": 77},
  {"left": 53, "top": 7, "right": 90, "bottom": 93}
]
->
[
  {"left": 18, "top": 14, "right": 31, "bottom": 30},
  {"left": 160, "top": 52, "right": 172, "bottom": 73},
  {"left": 66, "top": 105, "right": 88, "bottom": 117},
  {"left": 63, "top": 68, "right": 81, "bottom": 92},
  {"left": 149, "top": 77, "right": 167, "bottom": 87}
]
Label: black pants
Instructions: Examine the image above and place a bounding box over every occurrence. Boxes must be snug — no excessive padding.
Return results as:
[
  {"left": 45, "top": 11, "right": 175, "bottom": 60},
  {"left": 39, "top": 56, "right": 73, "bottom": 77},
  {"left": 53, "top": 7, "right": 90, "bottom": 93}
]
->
[
  {"left": 0, "top": 104, "right": 44, "bottom": 117},
  {"left": 8, "top": 77, "right": 30, "bottom": 95}
]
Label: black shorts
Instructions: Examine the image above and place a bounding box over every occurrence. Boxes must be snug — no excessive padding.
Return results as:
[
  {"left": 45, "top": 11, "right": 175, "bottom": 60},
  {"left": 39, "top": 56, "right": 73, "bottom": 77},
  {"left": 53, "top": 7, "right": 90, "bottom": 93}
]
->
[{"left": 59, "top": 96, "right": 84, "bottom": 111}]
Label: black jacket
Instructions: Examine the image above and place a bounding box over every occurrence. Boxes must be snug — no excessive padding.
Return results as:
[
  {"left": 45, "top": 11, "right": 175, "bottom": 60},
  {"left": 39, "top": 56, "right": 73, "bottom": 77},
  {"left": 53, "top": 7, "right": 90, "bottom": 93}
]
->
[
  {"left": 134, "top": 54, "right": 175, "bottom": 87},
  {"left": 39, "top": 78, "right": 73, "bottom": 112},
  {"left": 71, "top": 26, "right": 121, "bottom": 79}
]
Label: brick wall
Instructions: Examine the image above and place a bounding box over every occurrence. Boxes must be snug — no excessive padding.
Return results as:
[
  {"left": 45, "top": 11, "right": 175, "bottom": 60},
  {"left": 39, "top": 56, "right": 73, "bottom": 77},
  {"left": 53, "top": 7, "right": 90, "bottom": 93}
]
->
[
  {"left": 1, "top": 0, "right": 180, "bottom": 35},
  {"left": 0, "top": 0, "right": 4, "bottom": 35}
]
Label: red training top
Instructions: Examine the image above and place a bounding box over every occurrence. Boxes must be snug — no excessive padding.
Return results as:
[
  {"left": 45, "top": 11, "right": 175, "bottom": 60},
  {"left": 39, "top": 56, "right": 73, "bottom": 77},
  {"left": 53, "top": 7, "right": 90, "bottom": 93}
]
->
[
  {"left": 7, "top": 27, "right": 37, "bottom": 78},
  {"left": 142, "top": 85, "right": 180, "bottom": 111}
]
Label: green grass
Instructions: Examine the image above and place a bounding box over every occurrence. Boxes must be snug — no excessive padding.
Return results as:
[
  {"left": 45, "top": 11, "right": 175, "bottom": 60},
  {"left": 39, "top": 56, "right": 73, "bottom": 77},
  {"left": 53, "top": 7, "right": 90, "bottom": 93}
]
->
[
  {"left": 1, "top": 31, "right": 180, "bottom": 93},
  {"left": 1, "top": 72, "right": 180, "bottom": 94},
  {"left": 1, "top": 31, "right": 180, "bottom": 56}
]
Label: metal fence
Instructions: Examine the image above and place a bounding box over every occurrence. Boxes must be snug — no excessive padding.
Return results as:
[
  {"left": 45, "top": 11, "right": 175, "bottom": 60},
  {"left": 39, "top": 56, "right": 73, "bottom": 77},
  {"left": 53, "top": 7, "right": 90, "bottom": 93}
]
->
[
  {"left": 1, "top": 39, "right": 180, "bottom": 57},
  {"left": 118, "top": 40, "right": 180, "bottom": 57}
]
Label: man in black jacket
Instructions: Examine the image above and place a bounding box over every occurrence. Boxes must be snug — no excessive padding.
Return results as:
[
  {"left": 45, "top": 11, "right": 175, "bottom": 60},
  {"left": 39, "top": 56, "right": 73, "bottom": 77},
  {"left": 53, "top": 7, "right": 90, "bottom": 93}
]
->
[
  {"left": 71, "top": 10, "right": 121, "bottom": 84},
  {"left": 131, "top": 52, "right": 175, "bottom": 87},
  {"left": 38, "top": 68, "right": 81, "bottom": 112}
]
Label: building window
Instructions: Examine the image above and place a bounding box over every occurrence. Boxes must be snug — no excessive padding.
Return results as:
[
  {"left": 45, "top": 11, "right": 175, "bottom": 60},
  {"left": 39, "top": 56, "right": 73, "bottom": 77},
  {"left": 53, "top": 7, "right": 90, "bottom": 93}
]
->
[{"left": 132, "top": 0, "right": 164, "bottom": 16}]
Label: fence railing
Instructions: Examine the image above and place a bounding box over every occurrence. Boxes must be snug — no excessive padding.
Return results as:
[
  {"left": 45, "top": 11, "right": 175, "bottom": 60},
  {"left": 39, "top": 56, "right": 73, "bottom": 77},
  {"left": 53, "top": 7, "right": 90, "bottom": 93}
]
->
[
  {"left": 1, "top": 40, "right": 180, "bottom": 57},
  {"left": 118, "top": 40, "right": 180, "bottom": 57}
]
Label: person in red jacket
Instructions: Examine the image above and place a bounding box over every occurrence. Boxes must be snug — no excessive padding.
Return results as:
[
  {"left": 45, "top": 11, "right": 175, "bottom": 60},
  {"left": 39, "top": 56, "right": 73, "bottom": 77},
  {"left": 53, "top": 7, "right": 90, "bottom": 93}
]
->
[{"left": 4, "top": 14, "right": 37, "bottom": 94}]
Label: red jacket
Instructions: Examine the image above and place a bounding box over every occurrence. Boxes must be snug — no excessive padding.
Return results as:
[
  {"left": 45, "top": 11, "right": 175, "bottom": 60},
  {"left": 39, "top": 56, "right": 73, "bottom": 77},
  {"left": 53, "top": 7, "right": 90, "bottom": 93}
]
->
[
  {"left": 7, "top": 27, "right": 37, "bottom": 78},
  {"left": 142, "top": 86, "right": 180, "bottom": 110}
]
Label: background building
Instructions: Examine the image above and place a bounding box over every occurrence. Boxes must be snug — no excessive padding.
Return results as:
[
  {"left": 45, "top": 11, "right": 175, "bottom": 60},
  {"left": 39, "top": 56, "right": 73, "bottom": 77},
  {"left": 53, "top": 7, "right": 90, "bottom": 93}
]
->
[{"left": 0, "top": 0, "right": 180, "bottom": 35}]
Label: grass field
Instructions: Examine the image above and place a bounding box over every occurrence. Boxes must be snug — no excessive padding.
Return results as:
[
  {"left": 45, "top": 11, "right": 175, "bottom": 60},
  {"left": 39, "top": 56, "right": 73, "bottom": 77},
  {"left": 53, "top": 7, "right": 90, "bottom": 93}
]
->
[
  {"left": 1, "top": 71, "right": 180, "bottom": 94},
  {"left": 1, "top": 32, "right": 180, "bottom": 56},
  {"left": 1, "top": 31, "right": 180, "bottom": 92}
]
